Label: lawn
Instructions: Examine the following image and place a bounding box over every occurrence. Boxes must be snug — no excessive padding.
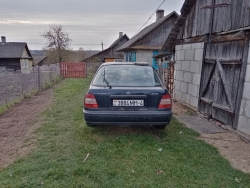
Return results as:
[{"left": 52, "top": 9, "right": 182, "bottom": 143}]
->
[{"left": 0, "top": 77, "right": 249, "bottom": 188}]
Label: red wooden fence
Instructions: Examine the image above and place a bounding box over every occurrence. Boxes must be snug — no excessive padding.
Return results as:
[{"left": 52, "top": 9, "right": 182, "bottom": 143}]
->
[{"left": 60, "top": 62, "right": 87, "bottom": 78}]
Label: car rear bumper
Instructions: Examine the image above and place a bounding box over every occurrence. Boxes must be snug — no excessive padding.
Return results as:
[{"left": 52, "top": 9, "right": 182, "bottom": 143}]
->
[{"left": 83, "top": 109, "right": 172, "bottom": 126}]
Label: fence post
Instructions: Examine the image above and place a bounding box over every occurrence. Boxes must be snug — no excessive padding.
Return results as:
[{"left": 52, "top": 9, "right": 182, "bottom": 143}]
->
[{"left": 38, "top": 65, "right": 41, "bottom": 91}]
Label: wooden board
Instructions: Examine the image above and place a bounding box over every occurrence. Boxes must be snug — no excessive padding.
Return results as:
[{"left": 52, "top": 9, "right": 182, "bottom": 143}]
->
[
  {"left": 199, "top": 40, "right": 246, "bottom": 127},
  {"left": 60, "top": 62, "right": 87, "bottom": 78},
  {"left": 179, "top": 0, "right": 250, "bottom": 39}
]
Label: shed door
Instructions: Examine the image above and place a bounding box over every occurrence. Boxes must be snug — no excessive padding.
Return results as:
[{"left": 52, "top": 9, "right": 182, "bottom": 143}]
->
[{"left": 199, "top": 40, "right": 245, "bottom": 127}]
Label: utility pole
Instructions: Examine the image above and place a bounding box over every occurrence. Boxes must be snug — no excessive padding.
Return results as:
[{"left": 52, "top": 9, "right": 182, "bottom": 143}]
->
[{"left": 101, "top": 41, "right": 103, "bottom": 51}]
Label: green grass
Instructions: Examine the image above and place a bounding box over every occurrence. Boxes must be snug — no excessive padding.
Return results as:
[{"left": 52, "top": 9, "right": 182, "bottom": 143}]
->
[
  {"left": 0, "top": 77, "right": 250, "bottom": 188},
  {"left": 0, "top": 95, "right": 25, "bottom": 115}
]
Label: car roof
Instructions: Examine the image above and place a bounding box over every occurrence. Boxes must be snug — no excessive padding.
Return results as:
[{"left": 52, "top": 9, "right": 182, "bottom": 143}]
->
[{"left": 100, "top": 62, "right": 151, "bottom": 67}]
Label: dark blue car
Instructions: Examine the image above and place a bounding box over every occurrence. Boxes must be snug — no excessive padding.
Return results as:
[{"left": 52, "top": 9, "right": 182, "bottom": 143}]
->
[{"left": 83, "top": 62, "right": 172, "bottom": 129}]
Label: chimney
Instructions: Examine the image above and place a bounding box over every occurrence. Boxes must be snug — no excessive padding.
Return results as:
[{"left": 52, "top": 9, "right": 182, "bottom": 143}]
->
[
  {"left": 119, "top": 32, "right": 123, "bottom": 38},
  {"left": 156, "top": 9, "right": 164, "bottom": 21},
  {"left": 1, "top": 36, "right": 6, "bottom": 43}
]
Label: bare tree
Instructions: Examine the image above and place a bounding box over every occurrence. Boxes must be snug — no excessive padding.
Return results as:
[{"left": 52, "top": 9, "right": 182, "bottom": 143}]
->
[{"left": 42, "top": 25, "right": 72, "bottom": 63}]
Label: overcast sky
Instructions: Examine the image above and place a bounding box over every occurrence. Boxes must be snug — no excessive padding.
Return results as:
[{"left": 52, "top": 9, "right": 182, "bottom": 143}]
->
[{"left": 0, "top": 0, "right": 183, "bottom": 51}]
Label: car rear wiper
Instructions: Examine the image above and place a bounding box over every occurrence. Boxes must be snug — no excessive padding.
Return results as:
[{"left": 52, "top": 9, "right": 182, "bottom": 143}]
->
[{"left": 103, "top": 68, "right": 111, "bottom": 89}]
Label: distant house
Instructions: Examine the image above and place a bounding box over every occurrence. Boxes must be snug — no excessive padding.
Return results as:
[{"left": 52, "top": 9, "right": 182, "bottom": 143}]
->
[
  {"left": 30, "top": 51, "right": 47, "bottom": 66},
  {"left": 0, "top": 36, "right": 33, "bottom": 74},
  {"left": 116, "top": 10, "right": 178, "bottom": 69},
  {"left": 32, "top": 55, "right": 47, "bottom": 66},
  {"left": 83, "top": 32, "right": 129, "bottom": 63}
]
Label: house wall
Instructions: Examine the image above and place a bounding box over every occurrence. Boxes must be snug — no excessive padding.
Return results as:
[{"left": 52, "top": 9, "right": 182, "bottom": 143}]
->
[
  {"left": 124, "top": 50, "right": 154, "bottom": 64},
  {"left": 105, "top": 58, "right": 114, "bottom": 62},
  {"left": 173, "top": 42, "right": 204, "bottom": 109},
  {"left": 21, "top": 48, "right": 33, "bottom": 74},
  {"left": 238, "top": 42, "right": 250, "bottom": 135},
  {"left": 20, "top": 59, "right": 32, "bottom": 74},
  {"left": 0, "top": 58, "right": 20, "bottom": 70},
  {"left": 136, "top": 50, "right": 154, "bottom": 63},
  {"left": 22, "top": 48, "right": 29, "bottom": 58}
]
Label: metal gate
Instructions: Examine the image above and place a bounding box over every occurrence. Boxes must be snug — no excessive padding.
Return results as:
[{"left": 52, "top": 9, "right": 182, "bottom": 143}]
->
[
  {"left": 60, "top": 62, "right": 87, "bottom": 78},
  {"left": 199, "top": 40, "right": 248, "bottom": 128}
]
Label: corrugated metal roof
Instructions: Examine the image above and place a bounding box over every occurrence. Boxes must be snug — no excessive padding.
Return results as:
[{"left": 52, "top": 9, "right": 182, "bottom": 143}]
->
[
  {"left": 116, "top": 11, "right": 179, "bottom": 52},
  {"left": 0, "top": 42, "right": 32, "bottom": 58}
]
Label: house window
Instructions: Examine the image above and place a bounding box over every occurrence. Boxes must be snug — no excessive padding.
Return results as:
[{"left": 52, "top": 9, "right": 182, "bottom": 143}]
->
[
  {"left": 22, "top": 60, "right": 25, "bottom": 69},
  {"left": 126, "top": 52, "right": 136, "bottom": 62},
  {"left": 21, "top": 59, "right": 29, "bottom": 69},
  {"left": 152, "top": 50, "right": 159, "bottom": 69}
]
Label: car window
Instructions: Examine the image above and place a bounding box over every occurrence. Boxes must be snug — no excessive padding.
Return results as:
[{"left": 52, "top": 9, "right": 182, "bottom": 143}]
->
[{"left": 92, "top": 65, "right": 163, "bottom": 87}]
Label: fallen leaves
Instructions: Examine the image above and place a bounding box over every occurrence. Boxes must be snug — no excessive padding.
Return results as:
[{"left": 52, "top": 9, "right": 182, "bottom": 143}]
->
[
  {"left": 158, "top": 148, "right": 163, "bottom": 152},
  {"left": 157, "top": 170, "right": 164, "bottom": 175},
  {"left": 84, "top": 153, "right": 90, "bottom": 162}
]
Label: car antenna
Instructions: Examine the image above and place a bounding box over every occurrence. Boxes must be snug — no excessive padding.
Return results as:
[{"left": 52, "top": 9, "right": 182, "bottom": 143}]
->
[{"left": 103, "top": 67, "right": 111, "bottom": 89}]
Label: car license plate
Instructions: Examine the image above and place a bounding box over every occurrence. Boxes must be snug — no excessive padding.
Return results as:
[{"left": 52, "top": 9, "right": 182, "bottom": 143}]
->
[{"left": 113, "top": 100, "right": 144, "bottom": 107}]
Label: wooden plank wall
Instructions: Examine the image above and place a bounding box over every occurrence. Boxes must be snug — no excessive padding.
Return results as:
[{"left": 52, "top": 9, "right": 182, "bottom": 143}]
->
[
  {"left": 0, "top": 58, "right": 21, "bottom": 70},
  {"left": 178, "top": 0, "right": 250, "bottom": 39},
  {"left": 135, "top": 16, "right": 177, "bottom": 47},
  {"left": 109, "top": 37, "right": 129, "bottom": 57},
  {"left": 200, "top": 40, "right": 245, "bottom": 126}
]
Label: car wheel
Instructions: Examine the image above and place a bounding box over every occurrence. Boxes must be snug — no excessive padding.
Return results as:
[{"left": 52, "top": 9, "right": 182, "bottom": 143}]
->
[{"left": 154, "top": 125, "right": 166, "bottom": 129}]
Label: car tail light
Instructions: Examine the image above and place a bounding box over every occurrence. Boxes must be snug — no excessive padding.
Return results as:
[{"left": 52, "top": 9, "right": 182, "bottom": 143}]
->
[
  {"left": 158, "top": 94, "right": 172, "bottom": 109},
  {"left": 84, "top": 93, "right": 98, "bottom": 108}
]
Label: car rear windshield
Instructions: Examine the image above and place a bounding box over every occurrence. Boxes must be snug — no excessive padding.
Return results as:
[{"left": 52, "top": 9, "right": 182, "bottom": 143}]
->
[{"left": 92, "top": 65, "right": 163, "bottom": 87}]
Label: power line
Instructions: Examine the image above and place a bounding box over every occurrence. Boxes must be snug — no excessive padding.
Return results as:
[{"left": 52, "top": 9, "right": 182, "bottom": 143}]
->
[
  {"left": 133, "top": 0, "right": 166, "bottom": 37},
  {"left": 27, "top": 43, "right": 111, "bottom": 46}
]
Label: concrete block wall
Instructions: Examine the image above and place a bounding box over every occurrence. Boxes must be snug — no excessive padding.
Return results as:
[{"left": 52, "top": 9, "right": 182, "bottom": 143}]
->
[
  {"left": 238, "top": 43, "right": 250, "bottom": 135},
  {"left": 173, "top": 43, "right": 204, "bottom": 109}
]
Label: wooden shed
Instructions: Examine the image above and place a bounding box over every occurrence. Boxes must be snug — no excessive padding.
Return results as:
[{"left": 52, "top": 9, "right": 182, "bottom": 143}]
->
[
  {"left": 83, "top": 32, "right": 129, "bottom": 63},
  {"left": 159, "top": 0, "right": 250, "bottom": 135},
  {"left": 0, "top": 36, "right": 33, "bottom": 74}
]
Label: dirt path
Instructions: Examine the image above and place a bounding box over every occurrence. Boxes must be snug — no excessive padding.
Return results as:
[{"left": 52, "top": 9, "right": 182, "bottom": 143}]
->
[
  {"left": 173, "top": 101, "right": 250, "bottom": 174},
  {"left": 0, "top": 88, "right": 54, "bottom": 169}
]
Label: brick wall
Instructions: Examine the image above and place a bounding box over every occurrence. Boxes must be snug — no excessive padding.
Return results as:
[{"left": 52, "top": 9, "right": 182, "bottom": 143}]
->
[
  {"left": 238, "top": 42, "right": 250, "bottom": 135},
  {"left": 0, "top": 63, "right": 60, "bottom": 108},
  {"left": 174, "top": 43, "right": 204, "bottom": 109}
]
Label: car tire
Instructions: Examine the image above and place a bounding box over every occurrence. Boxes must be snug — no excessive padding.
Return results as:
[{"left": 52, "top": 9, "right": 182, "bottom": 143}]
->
[{"left": 154, "top": 125, "right": 166, "bottom": 129}]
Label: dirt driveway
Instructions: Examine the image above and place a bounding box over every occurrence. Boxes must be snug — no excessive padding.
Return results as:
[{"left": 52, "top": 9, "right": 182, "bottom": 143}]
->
[
  {"left": 0, "top": 88, "right": 54, "bottom": 169},
  {"left": 173, "top": 101, "right": 250, "bottom": 174},
  {"left": 0, "top": 89, "right": 249, "bottom": 174}
]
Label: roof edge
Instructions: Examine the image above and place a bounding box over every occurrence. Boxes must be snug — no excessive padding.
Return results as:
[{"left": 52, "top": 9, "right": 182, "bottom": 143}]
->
[
  {"left": 83, "top": 34, "right": 129, "bottom": 61},
  {"left": 116, "top": 11, "right": 179, "bottom": 52},
  {"left": 160, "top": 0, "right": 197, "bottom": 52}
]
